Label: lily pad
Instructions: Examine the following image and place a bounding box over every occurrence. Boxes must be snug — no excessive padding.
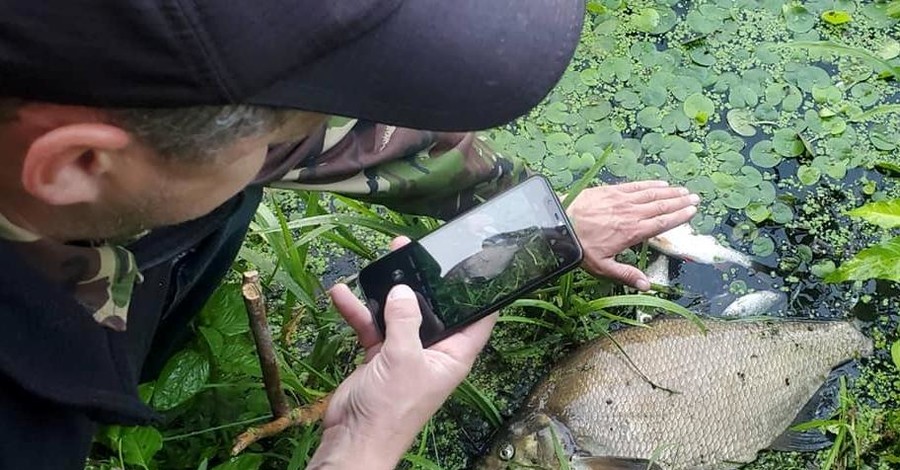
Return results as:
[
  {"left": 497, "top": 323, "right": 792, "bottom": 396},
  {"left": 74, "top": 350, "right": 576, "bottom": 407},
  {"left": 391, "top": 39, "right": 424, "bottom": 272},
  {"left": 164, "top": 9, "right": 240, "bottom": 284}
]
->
[
  {"left": 717, "top": 151, "right": 746, "bottom": 174},
  {"left": 821, "top": 10, "right": 852, "bottom": 25},
  {"left": 689, "top": 47, "right": 717, "bottom": 66},
  {"left": 729, "top": 85, "right": 759, "bottom": 108},
  {"left": 797, "top": 165, "right": 822, "bottom": 185},
  {"left": 723, "top": 190, "right": 752, "bottom": 209},
  {"left": 614, "top": 89, "right": 642, "bottom": 109},
  {"left": 773, "top": 130, "right": 805, "bottom": 157},
  {"left": 727, "top": 109, "right": 757, "bottom": 137},
  {"left": 637, "top": 106, "right": 663, "bottom": 129},
  {"left": 632, "top": 8, "right": 661, "bottom": 33},
  {"left": 810, "top": 260, "right": 837, "bottom": 278},
  {"left": 548, "top": 169, "right": 574, "bottom": 189},
  {"left": 771, "top": 201, "right": 794, "bottom": 223},
  {"left": 746, "top": 203, "right": 771, "bottom": 223},
  {"left": 783, "top": 4, "right": 816, "bottom": 33},
  {"left": 871, "top": 125, "right": 897, "bottom": 151},
  {"left": 740, "top": 166, "right": 764, "bottom": 187},
  {"left": 545, "top": 132, "right": 573, "bottom": 156},
  {"left": 683, "top": 93, "right": 715, "bottom": 124},
  {"left": 514, "top": 138, "right": 546, "bottom": 165},
  {"left": 750, "top": 140, "right": 782, "bottom": 168},
  {"left": 850, "top": 83, "right": 881, "bottom": 108},
  {"left": 687, "top": 175, "right": 716, "bottom": 195}
]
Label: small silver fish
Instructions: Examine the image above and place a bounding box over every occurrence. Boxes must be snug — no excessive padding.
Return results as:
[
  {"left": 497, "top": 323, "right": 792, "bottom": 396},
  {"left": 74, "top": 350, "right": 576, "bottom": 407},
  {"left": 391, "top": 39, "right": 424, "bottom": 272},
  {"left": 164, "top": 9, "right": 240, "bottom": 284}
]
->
[
  {"left": 648, "top": 223, "right": 752, "bottom": 268},
  {"left": 721, "top": 290, "right": 786, "bottom": 317}
]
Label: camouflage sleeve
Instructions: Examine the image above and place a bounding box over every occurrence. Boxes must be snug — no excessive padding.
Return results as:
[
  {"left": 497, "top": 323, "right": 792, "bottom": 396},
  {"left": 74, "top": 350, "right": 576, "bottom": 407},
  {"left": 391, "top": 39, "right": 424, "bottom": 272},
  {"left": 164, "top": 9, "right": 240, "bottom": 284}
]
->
[{"left": 257, "top": 117, "right": 531, "bottom": 219}]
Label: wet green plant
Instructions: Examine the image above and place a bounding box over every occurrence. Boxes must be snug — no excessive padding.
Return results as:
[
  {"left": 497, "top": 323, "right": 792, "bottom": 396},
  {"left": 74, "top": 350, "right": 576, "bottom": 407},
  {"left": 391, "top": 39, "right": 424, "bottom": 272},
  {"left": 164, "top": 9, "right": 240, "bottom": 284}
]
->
[{"left": 826, "top": 199, "right": 900, "bottom": 283}]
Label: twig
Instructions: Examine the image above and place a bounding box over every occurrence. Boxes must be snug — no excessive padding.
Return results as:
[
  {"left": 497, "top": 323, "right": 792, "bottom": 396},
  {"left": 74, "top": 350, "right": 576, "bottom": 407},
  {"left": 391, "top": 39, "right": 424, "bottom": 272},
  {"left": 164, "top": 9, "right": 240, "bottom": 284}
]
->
[
  {"left": 233, "top": 271, "right": 333, "bottom": 455},
  {"left": 231, "top": 394, "right": 332, "bottom": 456},
  {"left": 242, "top": 271, "right": 290, "bottom": 418}
]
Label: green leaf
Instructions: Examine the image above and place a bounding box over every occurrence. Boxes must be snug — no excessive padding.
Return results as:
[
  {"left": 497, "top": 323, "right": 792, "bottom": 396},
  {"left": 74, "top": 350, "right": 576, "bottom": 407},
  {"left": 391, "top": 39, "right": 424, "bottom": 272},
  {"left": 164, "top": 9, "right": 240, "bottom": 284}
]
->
[
  {"left": 545, "top": 132, "right": 573, "bottom": 156},
  {"left": 746, "top": 203, "right": 771, "bottom": 223},
  {"left": 562, "top": 146, "right": 612, "bottom": 209},
  {"left": 797, "top": 165, "right": 822, "bottom": 185},
  {"left": 211, "top": 454, "right": 265, "bottom": 470},
  {"left": 751, "top": 236, "right": 775, "bottom": 257},
  {"left": 773, "top": 130, "right": 805, "bottom": 157},
  {"left": 403, "top": 455, "right": 443, "bottom": 470},
  {"left": 891, "top": 340, "right": 900, "bottom": 372},
  {"left": 750, "top": 140, "right": 782, "bottom": 168},
  {"left": 784, "top": 41, "right": 900, "bottom": 80},
  {"left": 632, "top": 8, "right": 660, "bottom": 32},
  {"left": 811, "top": 260, "right": 837, "bottom": 278},
  {"left": 151, "top": 350, "right": 210, "bottom": 411},
  {"left": 582, "top": 295, "right": 707, "bottom": 333},
  {"left": 452, "top": 379, "right": 502, "bottom": 427},
  {"left": 199, "top": 285, "right": 250, "bottom": 337},
  {"left": 821, "top": 10, "right": 852, "bottom": 25},
  {"left": 846, "top": 200, "right": 900, "bottom": 229},
  {"left": 683, "top": 93, "right": 714, "bottom": 123},
  {"left": 783, "top": 4, "right": 815, "bottom": 32},
  {"left": 726, "top": 109, "right": 757, "bottom": 137},
  {"left": 120, "top": 426, "right": 163, "bottom": 469},
  {"left": 875, "top": 161, "right": 900, "bottom": 177},
  {"left": 825, "top": 236, "right": 900, "bottom": 283}
]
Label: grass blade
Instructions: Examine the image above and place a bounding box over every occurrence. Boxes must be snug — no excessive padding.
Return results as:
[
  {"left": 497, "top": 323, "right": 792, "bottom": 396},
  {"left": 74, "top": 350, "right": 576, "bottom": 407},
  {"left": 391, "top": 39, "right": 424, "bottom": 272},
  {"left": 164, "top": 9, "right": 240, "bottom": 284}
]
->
[
  {"left": 562, "top": 145, "right": 613, "bottom": 209},
  {"left": 583, "top": 295, "right": 707, "bottom": 333},
  {"left": 452, "top": 379, "right": 502, "bottom": 427}
]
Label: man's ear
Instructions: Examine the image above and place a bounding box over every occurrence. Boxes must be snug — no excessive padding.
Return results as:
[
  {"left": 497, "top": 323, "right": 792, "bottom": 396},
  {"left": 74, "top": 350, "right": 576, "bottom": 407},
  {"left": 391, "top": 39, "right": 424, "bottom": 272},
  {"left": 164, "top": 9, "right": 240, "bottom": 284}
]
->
[{"left": 21, "top": 123, "right": 131, "bottom": 206}]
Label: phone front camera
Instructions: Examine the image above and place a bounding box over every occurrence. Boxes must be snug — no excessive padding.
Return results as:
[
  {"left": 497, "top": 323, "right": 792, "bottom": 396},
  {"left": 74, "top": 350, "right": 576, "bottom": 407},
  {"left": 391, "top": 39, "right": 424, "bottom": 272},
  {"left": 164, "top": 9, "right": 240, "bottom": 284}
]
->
[{"left": 391, "top": 269, "right": 405, "bottom": 282}]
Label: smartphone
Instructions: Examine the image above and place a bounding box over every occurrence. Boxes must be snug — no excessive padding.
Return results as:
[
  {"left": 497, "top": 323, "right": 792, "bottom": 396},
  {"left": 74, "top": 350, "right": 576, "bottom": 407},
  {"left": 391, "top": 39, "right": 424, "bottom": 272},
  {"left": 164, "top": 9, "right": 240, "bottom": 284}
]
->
[{"left": 358, "top": 175, "right": 583, "bottom": 347}]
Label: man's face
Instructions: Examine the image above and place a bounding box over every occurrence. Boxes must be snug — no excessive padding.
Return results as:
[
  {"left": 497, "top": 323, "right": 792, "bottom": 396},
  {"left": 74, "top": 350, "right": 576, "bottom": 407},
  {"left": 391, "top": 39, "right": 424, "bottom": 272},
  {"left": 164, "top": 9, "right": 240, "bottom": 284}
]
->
[{"left": 98, "top": 113, "right": 326, "bottom": 239}]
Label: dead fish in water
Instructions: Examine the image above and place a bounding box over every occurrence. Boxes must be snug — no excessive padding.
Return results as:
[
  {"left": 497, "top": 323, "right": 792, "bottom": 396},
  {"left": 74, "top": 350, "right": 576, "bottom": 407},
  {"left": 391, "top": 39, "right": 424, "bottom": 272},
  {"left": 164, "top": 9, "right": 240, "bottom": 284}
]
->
[
  {"left": 648, "top": 223, "right": 753, "bottom": 269},
  {"left": 720, "top": 290, "right": 786, "bottom": 317},
  {"left": 478, "top": 317, "right": 873, "bottom": 470}
]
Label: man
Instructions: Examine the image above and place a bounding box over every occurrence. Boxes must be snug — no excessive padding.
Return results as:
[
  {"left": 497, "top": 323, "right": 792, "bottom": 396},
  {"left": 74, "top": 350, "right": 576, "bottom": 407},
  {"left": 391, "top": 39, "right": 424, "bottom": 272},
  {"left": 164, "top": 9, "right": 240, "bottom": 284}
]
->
[{"left": 0, "top": 1, "right": 699, "bottom": 468}]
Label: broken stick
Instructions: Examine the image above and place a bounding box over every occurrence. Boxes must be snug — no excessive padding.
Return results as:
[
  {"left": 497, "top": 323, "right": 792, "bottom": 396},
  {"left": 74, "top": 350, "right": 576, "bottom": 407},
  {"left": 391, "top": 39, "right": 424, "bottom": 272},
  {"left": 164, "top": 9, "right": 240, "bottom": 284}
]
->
[{"left": 233, "top": 270, "right": 331, "bottom": 455}]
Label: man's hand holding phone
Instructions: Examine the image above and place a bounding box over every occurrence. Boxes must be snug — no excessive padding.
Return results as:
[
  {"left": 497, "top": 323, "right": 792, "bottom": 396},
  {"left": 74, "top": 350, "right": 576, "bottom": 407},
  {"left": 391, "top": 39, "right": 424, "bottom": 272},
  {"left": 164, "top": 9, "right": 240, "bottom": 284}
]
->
[{"left": 308, "top": 237, "right": 497, "bottom": 470}]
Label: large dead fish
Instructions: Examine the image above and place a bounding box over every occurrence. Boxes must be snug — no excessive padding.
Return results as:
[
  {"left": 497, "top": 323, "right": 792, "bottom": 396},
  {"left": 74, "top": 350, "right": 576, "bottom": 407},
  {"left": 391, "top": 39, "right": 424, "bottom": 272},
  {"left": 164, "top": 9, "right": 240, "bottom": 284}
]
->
[
  {"left": 478, "top": 317, "right": 873, "bottom": 470},
  {"left": 648, "top": 223, "right": 753, "bottom": 268}
]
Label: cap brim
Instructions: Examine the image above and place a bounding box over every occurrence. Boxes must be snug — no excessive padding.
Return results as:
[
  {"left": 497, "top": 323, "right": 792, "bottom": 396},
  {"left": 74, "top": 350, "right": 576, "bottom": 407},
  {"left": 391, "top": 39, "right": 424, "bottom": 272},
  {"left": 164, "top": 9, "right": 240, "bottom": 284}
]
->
[{"left": 250, "top": 0, "right": 584, "bottom": 131}]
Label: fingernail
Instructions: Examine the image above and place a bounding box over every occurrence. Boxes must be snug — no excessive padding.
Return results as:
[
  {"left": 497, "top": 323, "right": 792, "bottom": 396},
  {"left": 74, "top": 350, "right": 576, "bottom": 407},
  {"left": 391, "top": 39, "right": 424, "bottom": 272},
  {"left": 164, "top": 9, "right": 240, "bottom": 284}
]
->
[
  {"left": 678, "top": 187, "right": 689, "bottom": 195},
  {"left": 689, "top": 194, "right": 701, "bottom": 204},
  {"left": 636, "top": 279, "right": 651, "bottom": 291},
  {"left": 686, "top": 205, "right": 698, "bottom": 215},
  {"left": 388, "top": 284, "right": 415, "bottom": 300}
]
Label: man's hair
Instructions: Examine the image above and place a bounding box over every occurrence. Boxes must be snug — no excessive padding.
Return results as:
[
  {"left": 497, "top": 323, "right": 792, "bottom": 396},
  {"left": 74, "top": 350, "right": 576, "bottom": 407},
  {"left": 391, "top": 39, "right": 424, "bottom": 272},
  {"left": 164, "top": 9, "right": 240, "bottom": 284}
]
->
[{"left": 0, "top": 99, "right": 296, "bottom": 161}]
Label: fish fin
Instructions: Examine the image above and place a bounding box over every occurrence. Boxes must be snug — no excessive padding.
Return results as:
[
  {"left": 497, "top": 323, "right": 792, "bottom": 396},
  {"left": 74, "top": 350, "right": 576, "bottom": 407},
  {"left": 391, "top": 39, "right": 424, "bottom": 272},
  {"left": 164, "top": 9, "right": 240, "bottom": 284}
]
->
[
  {"left": 768, "top": 362, "right": 860, "bottom": 452},
  {"left": 572, "top": 456, "right": 663, "bottom": 470}
]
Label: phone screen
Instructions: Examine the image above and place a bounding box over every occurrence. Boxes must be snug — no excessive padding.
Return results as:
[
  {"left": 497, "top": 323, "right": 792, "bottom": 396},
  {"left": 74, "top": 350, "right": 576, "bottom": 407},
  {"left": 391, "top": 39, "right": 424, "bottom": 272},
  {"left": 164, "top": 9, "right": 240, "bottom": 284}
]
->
[{"left": 359, "top": 176, "right": 582, "bottom": 345}]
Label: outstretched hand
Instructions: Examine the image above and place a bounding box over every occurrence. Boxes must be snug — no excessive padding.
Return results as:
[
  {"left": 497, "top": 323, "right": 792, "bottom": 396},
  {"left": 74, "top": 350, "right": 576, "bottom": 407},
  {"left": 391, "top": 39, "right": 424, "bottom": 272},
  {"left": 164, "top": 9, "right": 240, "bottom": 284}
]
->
[
  {"left": 308, "top": 237, "right": 496, "bottom": 470},
  {"left": 566, "top": 180, "right": 699, "bottom": 290}
]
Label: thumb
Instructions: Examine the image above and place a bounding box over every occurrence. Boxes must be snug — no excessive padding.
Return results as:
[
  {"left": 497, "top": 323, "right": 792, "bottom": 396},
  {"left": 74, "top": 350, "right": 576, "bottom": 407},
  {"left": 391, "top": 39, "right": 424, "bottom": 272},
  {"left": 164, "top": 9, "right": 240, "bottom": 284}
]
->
[
  {"left": 595, "top": 259, "right": 652, "bottom": 291},
  {"left": 383, "top": 284, "right": 424, "bottom": 354}
]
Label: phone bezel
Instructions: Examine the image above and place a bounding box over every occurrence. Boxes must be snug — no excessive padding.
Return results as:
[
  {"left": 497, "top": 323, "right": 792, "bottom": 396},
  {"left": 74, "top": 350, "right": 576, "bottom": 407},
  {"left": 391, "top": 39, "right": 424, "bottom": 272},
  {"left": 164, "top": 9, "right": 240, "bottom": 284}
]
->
[{"left": 359, "top": 175, "right": 583, "bottom": 347}]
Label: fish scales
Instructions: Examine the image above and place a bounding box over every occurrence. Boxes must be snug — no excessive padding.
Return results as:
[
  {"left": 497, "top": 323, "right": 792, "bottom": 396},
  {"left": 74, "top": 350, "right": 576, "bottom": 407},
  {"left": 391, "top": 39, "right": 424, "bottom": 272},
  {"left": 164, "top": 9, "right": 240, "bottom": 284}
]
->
[{"left": 485, "top": 318, "right": 872, "bottom": 470}]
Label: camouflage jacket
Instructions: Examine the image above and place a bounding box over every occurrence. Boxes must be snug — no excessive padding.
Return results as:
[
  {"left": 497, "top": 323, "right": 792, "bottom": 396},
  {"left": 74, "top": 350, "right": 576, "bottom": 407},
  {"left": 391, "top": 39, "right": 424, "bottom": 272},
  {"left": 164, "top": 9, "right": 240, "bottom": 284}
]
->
[{"left": 0, "top": 119, "right": 529, "bottom": 332}]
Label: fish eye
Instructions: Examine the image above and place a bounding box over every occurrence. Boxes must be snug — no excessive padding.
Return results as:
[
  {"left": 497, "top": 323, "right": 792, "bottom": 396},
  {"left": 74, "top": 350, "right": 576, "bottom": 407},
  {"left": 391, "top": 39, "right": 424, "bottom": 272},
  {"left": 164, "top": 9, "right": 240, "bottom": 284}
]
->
[{"left": 499, "top": 443, "right": 515, "bottom": 461}]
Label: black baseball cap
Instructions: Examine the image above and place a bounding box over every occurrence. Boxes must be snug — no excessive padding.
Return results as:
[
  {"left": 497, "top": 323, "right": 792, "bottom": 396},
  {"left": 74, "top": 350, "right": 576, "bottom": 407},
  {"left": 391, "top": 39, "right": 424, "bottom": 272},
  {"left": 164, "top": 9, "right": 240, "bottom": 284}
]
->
[{"left": 0, "top": 0, "right": 584, "bottom": 131}]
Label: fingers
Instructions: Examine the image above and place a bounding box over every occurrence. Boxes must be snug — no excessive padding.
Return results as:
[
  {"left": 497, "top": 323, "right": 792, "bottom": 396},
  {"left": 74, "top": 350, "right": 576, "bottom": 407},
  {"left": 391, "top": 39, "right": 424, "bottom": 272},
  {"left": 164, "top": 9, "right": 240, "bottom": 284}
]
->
[
  {"left": 634, "top": 193, "right": 700, "bottom": 218},
  {"left": 390, "top": 236, "right": 411, "bottom": 251},
  {"left": 330, "top": 283, "right": 382, "bottom": 350},
  {"left": 613, "top": 180, "right": 670, "bottom": 192},
  {"left": 626, "top": 186, "right": 694, "bottom": 204},
  {"left": 589, "top": 259, "right": 651, "bottom": 291},
  {"left": 382, "top": 284, "right": 423, "bottom": 354},
  {"left": 638, "top": 205, "right": 698, "bottom": 236},
  {"left": 431, "top": 312, "right": 498, "bottom": 366}
]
